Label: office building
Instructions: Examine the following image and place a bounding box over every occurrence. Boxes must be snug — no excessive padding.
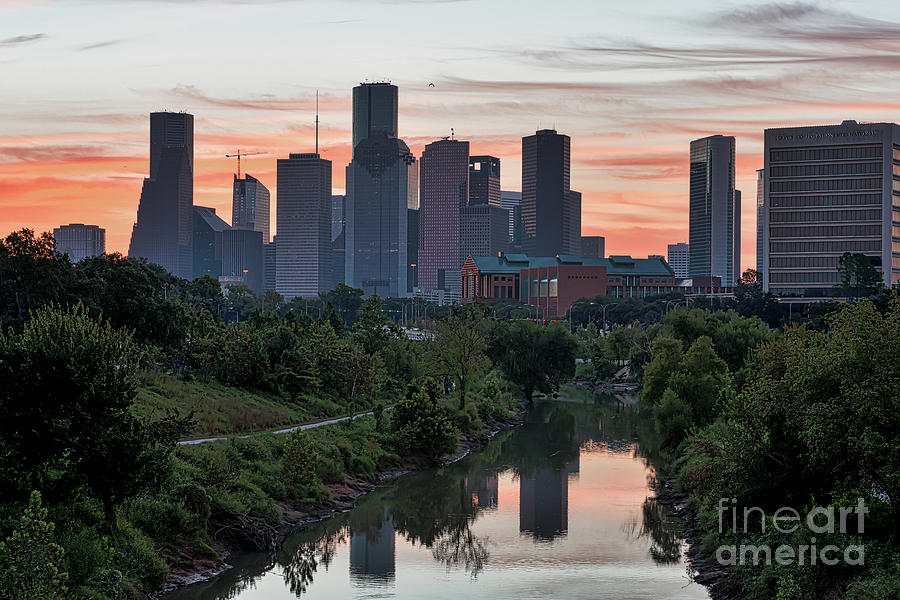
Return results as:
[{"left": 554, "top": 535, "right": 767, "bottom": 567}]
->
[
  {"left": 222, "top": 228, "right": 263, "bottom": 294},
  {"left": 352, "top": 82, "right": 398, "bottom": 151},
  {"left": 522, "top": 129, "right": 581, "bottom": 256},
  {"left": 580, "top": 236, "right": 604, "bottom": 259},
  {"left": 500, "top": 190, "right": 523, "bottom": 246},
  {"left": 53, "top": 224, "right": 105, "bottom": 262},
  {"left": 264, "top": 241, "right": 276, "bottom": 292},
  {"left": 469, "top": 155, "right": 501, "bottom": 206},
  {"left": 346, "top": 131, "right": 417, "bottom": 297},
  {"left": 689, "top": 134, "right": 740, "bottom": 287},
  {"left": 756, "top": 169, "right": 765, "bottom": 277},
  {"left": 735, "top": 189, "right": 742, "bottom": 282},
  {"left": 129, "top": 112, "right": 194, "bottom": 278},
  {"left": 276, "top": 153, "right": 332, "bottom": 300},
  {"left": 460, "top": 204, "right": 509, "bottom": 263},
  {"left": 232, "top": 174, "right": 270, "bottom": 242},
  {"left": 331, "top": 194, "right": 345, "bottom": 242},
  {"left": 763, "top": 120, "right": 900, "bottom": 295},
  {"left": 192, "top": 206, "right": 230, "bottom": 279},
  {"left": 667, "top": 242, "right": 690, "bottom": 278},
  {"left": 418, "top": 138, "right": 469, "bottom": 291}
]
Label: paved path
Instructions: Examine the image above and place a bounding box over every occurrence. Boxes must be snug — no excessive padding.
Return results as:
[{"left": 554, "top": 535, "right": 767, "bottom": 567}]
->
[{"left": 178, "top": 411, "right": 373, "bottom": 446}]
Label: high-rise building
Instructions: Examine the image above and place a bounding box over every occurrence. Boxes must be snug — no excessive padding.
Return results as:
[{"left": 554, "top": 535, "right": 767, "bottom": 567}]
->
[
  {"left": 667, "top": 242, "right": 690, "bottom": 278},
  {"left": 734, "top": 189, "right": 742, "bottom": 282},
  {"left": 222, "top": 228, "right": 263, "bottom": 294},
  {"left": 352, "top": 82, "right": 398, "bottom": 152},
  {"left": 53, "top": 224, "right": 105, "bottom": 262},
  {"left": 763, "top": 120, "right": 900, "bottom": 295},
  {"left": 581, "top": 236, "right": 605, "bottom": 259},
  {"left": 460, "top": 204, "right": 510, "bottom": 263},
  {"left": 192, "top": 206, "right": 230, "bottom": 279},
  {"left": 331, "top": 194, "right": 345, "bottom": 242},
  {"left": 346, "top": 131, "right": 417, "bottom": 297},
  {"left": 407, "top": 207, "right": 419, "bottom": 291},
  {"left": 232, "top": 174, "right": 270, "bottom": 243},
  {"left": 129, "top": 112, "right": 194, "bottom": 278},
  {"left": 500, "top": 190, "right": 522, "bottom": 244},
  {"left": 469, "top": 156, "right": 500, "bottom": 206},
  {"left": 264, "top": 241, "right": 276, "bottom": 292},
  {"left": 276, "top": 153, "right": 332, "bottom": 300},
  {"left": 522, "top": 129, "right": 580, "bottom": 256},
  {"left": 689, "top": 134, "right": 739, "bottom": 287},
  {"left": 756, "top": 169, "right": 765, "bottom": 278},
  {"left": 419, "top": 138, "right": 469, "bottom": 291}
]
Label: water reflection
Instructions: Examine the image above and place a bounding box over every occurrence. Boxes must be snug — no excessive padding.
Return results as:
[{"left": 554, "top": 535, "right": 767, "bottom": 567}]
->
[{"left": 168, "top": 401, "right": 708, "bottom": 600}]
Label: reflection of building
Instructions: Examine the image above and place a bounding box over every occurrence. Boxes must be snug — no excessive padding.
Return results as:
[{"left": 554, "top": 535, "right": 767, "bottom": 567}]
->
[
  {"left": 519, "top": 458, "right": 579, "bottom": 541},
  {"left": 466, "top": 474, "right": 499, "bottom": 509},
  {"left": 53, "top": 224, "right": 105, "bottom": 262},
  {"left": 349, "top": 514, "right": 395, "bottom": 584}
]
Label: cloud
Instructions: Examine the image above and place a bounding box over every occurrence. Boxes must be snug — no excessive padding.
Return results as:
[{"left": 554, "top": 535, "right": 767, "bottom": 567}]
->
[
  {"left": 0, "top": 33, "right": 45, "bottom": 46},
  {"left": 78, "top": 40, "right": 124, "bottom": 51},
  {"left": 164, "top": 85, "right": 349, "bottom": 112}
]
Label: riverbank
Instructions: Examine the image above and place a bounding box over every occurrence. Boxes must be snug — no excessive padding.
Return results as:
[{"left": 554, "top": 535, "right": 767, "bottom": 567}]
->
[{"left": 158, "top": 404, "right": 526, "bottom": 596}]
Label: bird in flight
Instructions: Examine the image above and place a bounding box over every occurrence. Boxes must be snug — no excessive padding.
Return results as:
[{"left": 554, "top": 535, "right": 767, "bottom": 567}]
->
[{"left": 428, "top": 82, "right": 435, "bottom": 87}]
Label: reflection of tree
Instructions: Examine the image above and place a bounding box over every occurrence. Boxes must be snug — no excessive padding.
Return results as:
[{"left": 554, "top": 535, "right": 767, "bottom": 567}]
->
[
  {"left": 431, "top": 523, "right": 490, "bottom": 577},
  {"left": 623, "top": 497, "right": 683, "bottom": 565},
  {"left": 281, "top": 527, "right": 346, "bottom": 597}
]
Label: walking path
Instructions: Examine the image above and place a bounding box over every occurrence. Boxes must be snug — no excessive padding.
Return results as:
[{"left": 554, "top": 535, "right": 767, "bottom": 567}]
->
[{"left": 178, "top": 410, "right": 374, "bottom": 446}]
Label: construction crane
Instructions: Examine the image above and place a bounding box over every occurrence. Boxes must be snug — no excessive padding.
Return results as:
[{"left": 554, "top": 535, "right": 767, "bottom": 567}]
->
[{"left": 225, "top": 149, "right": 267, "bottom": 179}]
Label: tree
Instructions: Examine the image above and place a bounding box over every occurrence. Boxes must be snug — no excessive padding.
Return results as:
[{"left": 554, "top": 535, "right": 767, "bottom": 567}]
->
[
  {"left": 0, "top": 229, "right": 74, "bottom": 327},
  {"left": 282, "top": 430, "right": 319, "bottom": 486},
  {"left": 391, "top": 387, "right": 457, "bottom": 459},
  {"left": 487, "top": 321, "right": 577, "bottom": 402},
  {"left": 354, "top": 295, "right": 401, "bottom": 356},
  {"left": 838, "top": 252, "right": 882, "bottom": 301},
  {"left": 428, "top": 314, "right": 490, "bottom": 409},
  {"left": 0, "top": 491, "right": 68, "bottom": 600},
  {"left": 641, "top": 336, "right": 683, "bottom": 406},
  {"left": 322, "top": 284, "right": 364, "bottom": 327}
]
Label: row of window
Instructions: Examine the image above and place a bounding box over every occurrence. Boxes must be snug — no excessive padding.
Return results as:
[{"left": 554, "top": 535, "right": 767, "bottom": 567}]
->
[
  {"left": 770, "top": 224, "right": 881, "bottom": 237},
  {"left": 769, "top": 256, "right": 841, "bottom": 268},
  {"left": 770, "top": 146, "right": 881, "bottom": 163},
  {"left": 769, "top": 271, "right": 842, "bottom": 283},
  {"left": 768, "top": 208, "right": 881, "bottom": 223},
  {"left": 771, "top": 178, "right": 881, "bottom": 193},
  {"left": 770, "top": 240, "right": 881, "bottom": 253},
  {"left": 770, "top": 162, "right": 881, "bottom": 178},
  {"left": 769, "top": 194, "right": 882, "bottom": 209}
]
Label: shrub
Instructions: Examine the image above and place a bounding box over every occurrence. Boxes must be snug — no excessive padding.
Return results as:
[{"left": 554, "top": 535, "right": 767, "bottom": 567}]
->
[
  {"left": 392, "top": 389, "right": 458, "bottom": 460},
  {"left": 281, "top": 430, "right": 319, "bottom": 487}
]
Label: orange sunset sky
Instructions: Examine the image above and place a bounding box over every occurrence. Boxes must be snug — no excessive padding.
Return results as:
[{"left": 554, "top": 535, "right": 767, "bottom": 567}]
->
[{"left": 4, "top": 0, "right": 900, "bottom": 269}]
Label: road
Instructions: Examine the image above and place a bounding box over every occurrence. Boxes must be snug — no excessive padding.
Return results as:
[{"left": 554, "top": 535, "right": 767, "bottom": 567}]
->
[{"left": 178, "top": 411, "right": 374, "bottom": 446}]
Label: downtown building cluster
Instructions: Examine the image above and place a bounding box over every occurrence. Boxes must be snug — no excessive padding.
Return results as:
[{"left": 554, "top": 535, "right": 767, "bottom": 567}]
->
[{"left": 51, "top": 83, "right": 900, "bottom": 313}]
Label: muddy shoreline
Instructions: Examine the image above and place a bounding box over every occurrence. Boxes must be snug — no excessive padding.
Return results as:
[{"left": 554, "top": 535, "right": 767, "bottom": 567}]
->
[{"left": 155, "top": 407, "right": 526, "bottom": 597}]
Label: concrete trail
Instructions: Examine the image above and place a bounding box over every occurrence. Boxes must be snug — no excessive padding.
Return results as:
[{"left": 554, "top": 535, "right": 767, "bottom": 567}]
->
[{"left": 178, "top": 411, "right": 374, "bottom": 446}]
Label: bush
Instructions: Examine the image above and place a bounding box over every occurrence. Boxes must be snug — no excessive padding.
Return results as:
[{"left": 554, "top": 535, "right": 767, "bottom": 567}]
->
[
  {"left": 349, "top": 455, "right": 375, "bottom": 477},
  {"left": 282, "top": 430, "right": 319, "bottom": 486},
  {"left": 392, "top": 389, "right": 457, "bottom": 460}
]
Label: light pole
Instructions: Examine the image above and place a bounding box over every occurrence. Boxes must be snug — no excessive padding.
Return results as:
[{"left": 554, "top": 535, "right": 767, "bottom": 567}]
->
[
  {"left": 601, "top": 302, "right": 618, "bottom": 334},
  {"left": 665, "top": 300, "right": 680, "bottom": 315}
]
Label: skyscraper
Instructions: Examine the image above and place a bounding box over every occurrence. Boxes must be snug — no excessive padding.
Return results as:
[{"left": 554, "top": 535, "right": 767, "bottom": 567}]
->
[
  {"left": 222, "top": 228, "right": 264, "bottom": 294},
  {"left": 500, "top": 190, "right": 522, "bottom": 240},
  {"left": 331, "top": 194, "right": 345, "bottom": 242},
  {"left": 460, "top": 204, "right": 510, "bottom": 263},
  {"left": 522, "top": 129, "right": 580, "bottom": 256},
  {"left": 419, "top": 138, "right": 469, "bottom": 292},
  {"left": 763, "top": 120, "right": 900, "bottom": 296},
  {"left": 667, "top": 242, "right": 690, "bottom": 278},
  {"left": 232, "top": 174, "right": 270, "bottom": 242},
  {"left": 129, "top": 112, "right": 193, "bottom": 278},
  {"left": 689, "top": 134, "right": 739, "bottom": 287},
  {"left": 346, "top": 131, "right": 417, "bottom": 297},
  {"left": 581, "top": 235, "right": 605, "bottom": 259},
  {"left": 192, "top": 206, "right": 230, "bottom": 279},
  {"left": 352, "top": 82, "right": 398, "bottom": 151},
  {"left": 276, "top": 153, "right": 332, "bottom": 300},
  {"left": 53, "top": 224, "right": 105, "bottom": 262},
  {"left": 264, "top": 241, "right": 276, "bottom": 292},
  {"left": 756, "top": 169, "right": 765, "bottom": 278},
  {"left": 468, "top": 156, "right": 500, "bottom": 206}
]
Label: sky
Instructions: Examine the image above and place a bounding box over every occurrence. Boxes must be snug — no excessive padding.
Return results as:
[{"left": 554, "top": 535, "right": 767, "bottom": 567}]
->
[{"left": 3, "top": 0, "right": 900, "bottom": 268}]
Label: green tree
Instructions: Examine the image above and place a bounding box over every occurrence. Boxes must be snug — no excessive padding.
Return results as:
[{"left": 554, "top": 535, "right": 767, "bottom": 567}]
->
[
  {"left": 487, "top": 321, "right": 577, "bottom": 402},
  {"left": 392, "top": 387, "right": 458, "bottom": 459},
  {"left": 428, "top": 314, "right": 490, "bottom": 409},
  {"left": 0, "top": 491, "right": 68, "bottom": 600},
  {"left": 282, "top": 430, "right": 319, "bottom": 486},
  {"left": 838, "top": 252, "right": 882, "bottom": 301},
  {"left": 0, "top": 229, "right": 74, "bottom": 327},
  {"left": 641, "top": 336, "right": 683, "bottom": 406},
  {"left": 322, "top": 284, "right": 364, "bottom": 326}
]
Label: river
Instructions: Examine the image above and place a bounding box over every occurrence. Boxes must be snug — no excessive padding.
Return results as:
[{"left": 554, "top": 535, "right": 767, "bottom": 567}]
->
[{"left": 168, "top": 399, "right": 711, "bottom": 600}]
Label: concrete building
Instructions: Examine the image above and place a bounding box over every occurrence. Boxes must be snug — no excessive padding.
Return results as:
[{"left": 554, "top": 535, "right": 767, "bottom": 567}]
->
[
  {"left": 129, "top": 112, "right": 193, "bottom": 278},
  {"left": 276, "top": 153, "right": 332, "bottom": 300},
  {"left": 469, "top": 155, "right": 501, "bottom": 206},
  {"left": 522, "top": 129, "right": 581, "bottom": 257},
  {"left": 346, "top": 131, "right": 417, "bottom": 297},
  {"left": 192, "top": 206, "right": 230, "bottom": 279},
  {"left": 221, "top": 228, "right": 263, "bottom": 294},
  {"left": 762, "top": 120, "right": 900, "bottom": 296},
  {"left": 689, "top": 135, "right": 740, "bottom": 287},
  {"left": 53, "top": 224, "right": 105, "bottom": 262},
  {"left": 667, "top": 242, "right": 690, "bottom": 278},
  {"left": 418, "top": 138, "right": 469, "bottom": 292},
  {"left": 232, "top": 174, "right": 270, "bottom": 242},
  {"left": 581, "top": 236, "right": 605, "bottom": 259}
]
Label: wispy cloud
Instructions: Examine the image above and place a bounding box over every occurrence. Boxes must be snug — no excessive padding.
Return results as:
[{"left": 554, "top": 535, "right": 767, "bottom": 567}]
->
[{"left": 0, "top": 33, "right": 45, "bottom": 47}]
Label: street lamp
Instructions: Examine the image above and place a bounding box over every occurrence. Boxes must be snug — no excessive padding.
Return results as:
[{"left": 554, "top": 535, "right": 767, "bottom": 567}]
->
[{"left": 601, "top": 302, "right": 618, "bottom": 334}]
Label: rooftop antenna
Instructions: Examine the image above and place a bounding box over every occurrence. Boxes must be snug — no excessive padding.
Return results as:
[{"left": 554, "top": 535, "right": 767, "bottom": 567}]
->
[
  {"left": 451, "top": 127, "right": 455, "bottom": 140},
  {"left": 315, "top": 90, "right": 319, "bottom": 155}
]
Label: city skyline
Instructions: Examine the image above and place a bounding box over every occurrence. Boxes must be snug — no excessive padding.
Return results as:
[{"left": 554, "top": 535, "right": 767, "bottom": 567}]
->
[{"left": 7, "top": 1, "right": 900, "bottom": 269}]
